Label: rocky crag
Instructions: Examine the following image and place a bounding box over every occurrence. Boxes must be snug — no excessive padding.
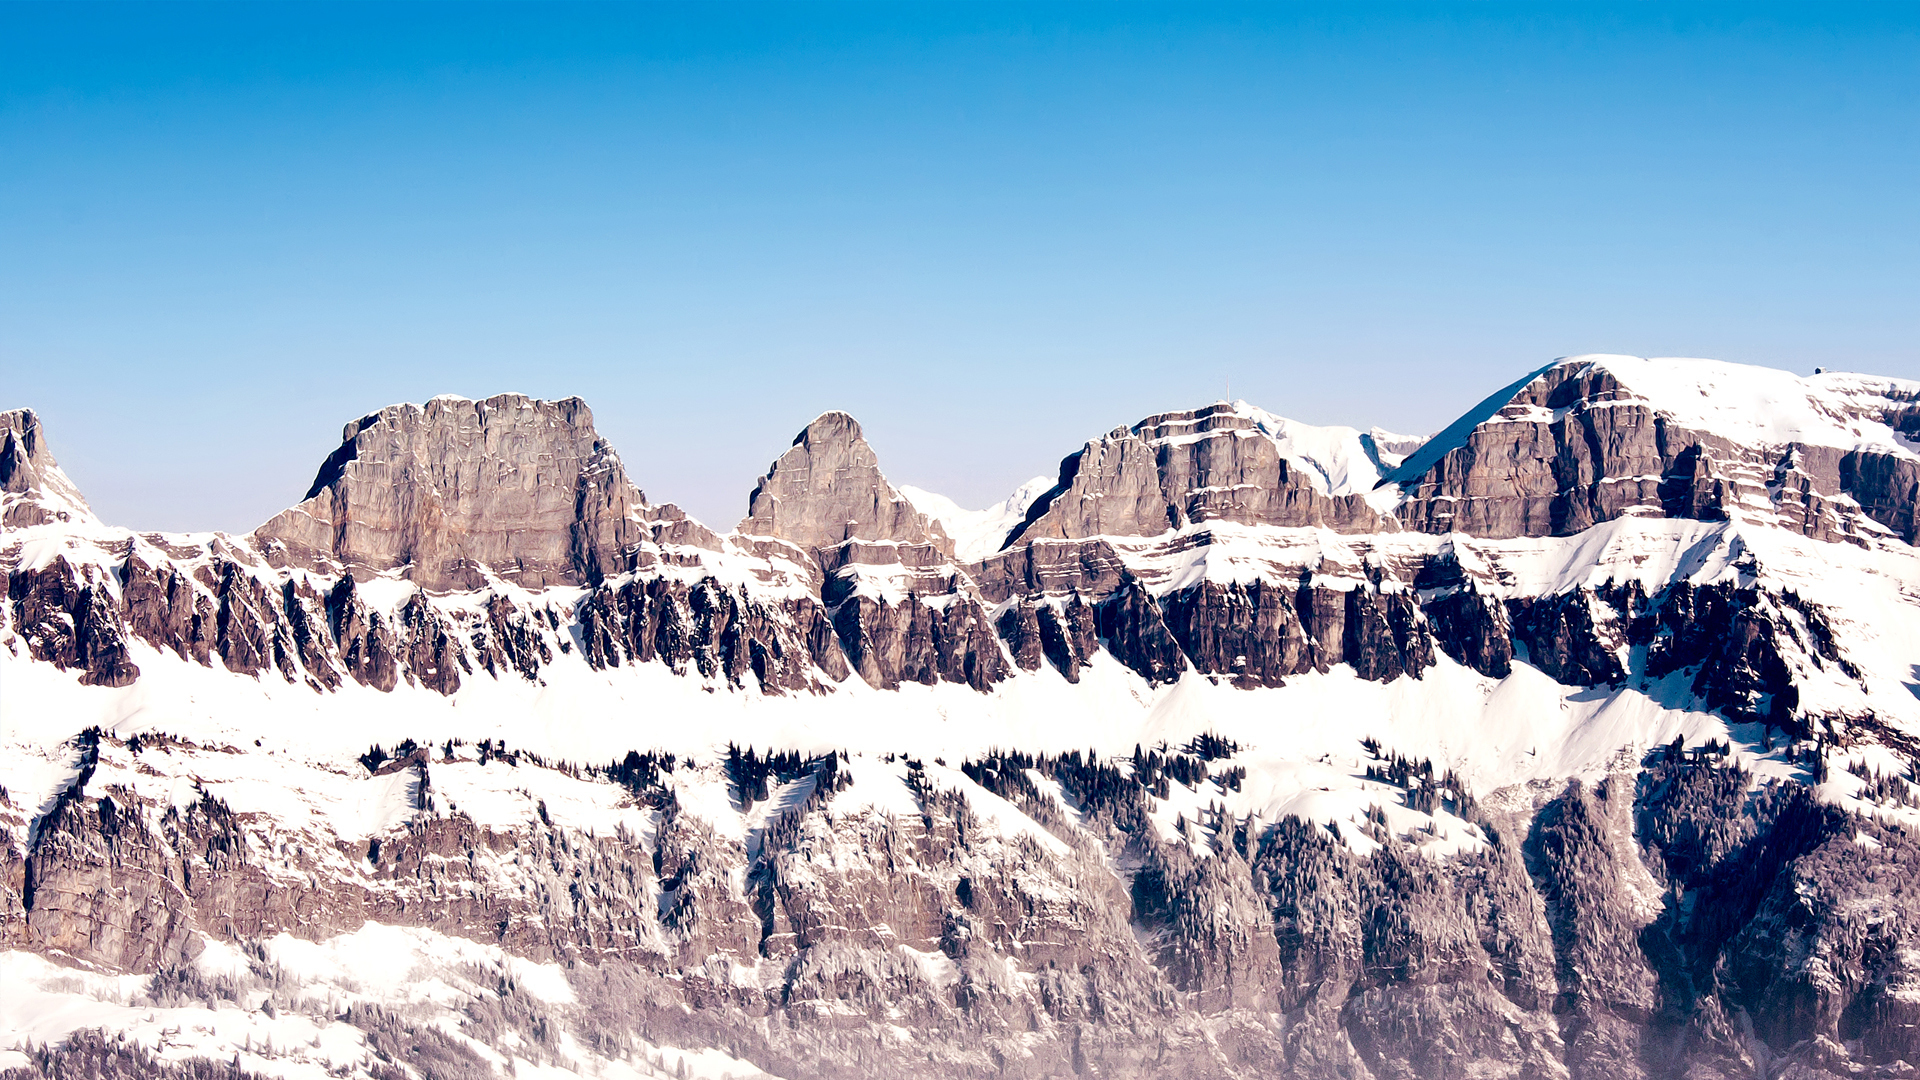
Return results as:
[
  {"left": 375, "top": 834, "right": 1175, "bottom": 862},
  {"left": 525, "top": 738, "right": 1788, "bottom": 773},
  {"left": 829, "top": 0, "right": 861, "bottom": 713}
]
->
[{"left": 5, "top": 355, "right": 1920, "bottom": 1079}]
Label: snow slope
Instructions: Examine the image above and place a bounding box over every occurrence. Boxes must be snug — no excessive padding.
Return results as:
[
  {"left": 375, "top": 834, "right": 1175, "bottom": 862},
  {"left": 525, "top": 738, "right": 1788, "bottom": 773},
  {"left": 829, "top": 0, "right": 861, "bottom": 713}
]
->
[{"left": 899, "top": 476, "right": 1053, "bottom": 562}]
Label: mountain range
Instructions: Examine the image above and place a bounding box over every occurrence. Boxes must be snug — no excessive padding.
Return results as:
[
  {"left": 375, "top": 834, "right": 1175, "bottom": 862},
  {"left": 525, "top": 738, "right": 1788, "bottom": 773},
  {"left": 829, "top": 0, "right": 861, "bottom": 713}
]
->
[{"left": 5, "top": 353, "right": 1920, "bottom": 1079}]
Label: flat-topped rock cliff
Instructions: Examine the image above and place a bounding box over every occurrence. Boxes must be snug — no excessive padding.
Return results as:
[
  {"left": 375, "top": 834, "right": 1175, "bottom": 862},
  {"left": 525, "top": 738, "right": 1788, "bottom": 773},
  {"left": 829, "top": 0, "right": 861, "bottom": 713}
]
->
[
  {"left": 1008, "top": 402, "right": 1393, "bottom": 546},
  {"left": 252, "top": 394, "right": 654, "bottom": 590}
]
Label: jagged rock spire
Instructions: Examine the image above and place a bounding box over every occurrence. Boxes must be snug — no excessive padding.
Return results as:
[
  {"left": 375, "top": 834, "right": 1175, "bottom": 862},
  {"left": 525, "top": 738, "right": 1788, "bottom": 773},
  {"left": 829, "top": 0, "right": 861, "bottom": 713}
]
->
[
  {"left": 254, "top": 394, "right": 650, "bottom": 590},
  {"left": 737, "top": 411, "right": 947, "bottom": 550},
  {"left": 0, "top": 408, "right": 96, "bottom": 529}
]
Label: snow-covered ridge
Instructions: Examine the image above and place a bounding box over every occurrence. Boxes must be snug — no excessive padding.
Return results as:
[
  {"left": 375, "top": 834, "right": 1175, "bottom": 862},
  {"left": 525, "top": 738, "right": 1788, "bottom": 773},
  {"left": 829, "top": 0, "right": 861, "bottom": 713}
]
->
[
  {"left": 1391, "top": 354, "right": 1920, "bottom": 491},
  {"left": 8, "top": 353, "right": 1920, "bottom": 766},
  {"left": 899, "top": 476, "right": 1053, "bottom": 563},
  {"left": 1578, "top": 354, "right": 1920, "bottom": 458},
  {"left": 1127, "top": 399, "right": 1413, "bottom": 497}
]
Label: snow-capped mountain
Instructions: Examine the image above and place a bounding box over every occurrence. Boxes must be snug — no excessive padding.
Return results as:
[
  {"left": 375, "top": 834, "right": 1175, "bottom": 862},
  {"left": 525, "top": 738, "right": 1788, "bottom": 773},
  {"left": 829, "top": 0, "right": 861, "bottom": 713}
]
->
[{"left": 5, "top": 355, "right": 1920, "bottom": 1079}]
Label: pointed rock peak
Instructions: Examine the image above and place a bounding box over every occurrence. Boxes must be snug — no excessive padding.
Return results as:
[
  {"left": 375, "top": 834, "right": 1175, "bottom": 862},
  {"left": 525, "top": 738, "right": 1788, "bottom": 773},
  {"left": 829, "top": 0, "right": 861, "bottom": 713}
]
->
[
  {"left": 793, "top": 410, "right": 865, "bottom": 448},
  {"left": 1, "top": 408, "right": 97, "bottom": 529},
  {"left": 254, "top": 393, "right": 653, "bottom": 591},
  {"left": 738, "top": 411, "right": 948, "bottom": 551}
]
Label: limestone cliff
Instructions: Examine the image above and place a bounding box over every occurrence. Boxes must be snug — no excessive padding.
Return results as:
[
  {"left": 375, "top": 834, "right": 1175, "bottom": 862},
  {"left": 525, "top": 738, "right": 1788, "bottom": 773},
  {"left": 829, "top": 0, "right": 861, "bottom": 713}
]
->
[
  {"left": 1009, "top": 401, "right": 1390, "bottom": 546},
  {"left": 1393, "top": 355, "right": 1920, "bottom": 544},
  {"left": 738, "top": 411, "right": 949, "bottom": 553},
  {"left": 0, "top": 408, "right": 95, "bottom": 530},
  {"left": 254, "top": 394, "right": 657, "bottom": 590}
]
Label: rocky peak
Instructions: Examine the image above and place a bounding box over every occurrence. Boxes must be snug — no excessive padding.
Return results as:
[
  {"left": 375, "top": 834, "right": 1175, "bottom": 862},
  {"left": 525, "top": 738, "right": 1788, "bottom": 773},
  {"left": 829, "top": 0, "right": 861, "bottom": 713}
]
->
[
  {"left": 1137, "top": 400, "right": 1403, "bottom": 495},
  {"left": 1393, "top": 355, "right": 1920, "bottom": 544},
  {"left": 737, "top": 411, "right": 948, "bottom": 552},
  {"left": 0, "top": 408, "right": 96, "bottom": 529},
  {"left": 1006, "top": 400, "right": 1390, "bottom": 546},
  {"left": 253, "top": 393, "right": 652, "bottom": 590}
]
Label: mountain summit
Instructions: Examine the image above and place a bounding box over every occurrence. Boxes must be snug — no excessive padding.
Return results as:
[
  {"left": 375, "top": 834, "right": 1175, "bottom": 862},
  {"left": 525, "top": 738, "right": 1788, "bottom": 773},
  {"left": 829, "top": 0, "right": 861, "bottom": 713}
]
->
[
  {"left": 254, "top": 393, "right": 652, "bottom": 590},
  {"left": 738, "top": 410, "right": 949, "bottom": 551},
  {"left": 0, "top": 407, "right": 95, "bottom": 529}
]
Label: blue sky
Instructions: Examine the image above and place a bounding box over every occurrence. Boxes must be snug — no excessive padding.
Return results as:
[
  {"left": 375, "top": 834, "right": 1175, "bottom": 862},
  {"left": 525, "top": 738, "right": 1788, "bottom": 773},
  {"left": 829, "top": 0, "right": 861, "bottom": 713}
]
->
[{"left": 3, "top": 2, "right": 1916, "bottom": 531}]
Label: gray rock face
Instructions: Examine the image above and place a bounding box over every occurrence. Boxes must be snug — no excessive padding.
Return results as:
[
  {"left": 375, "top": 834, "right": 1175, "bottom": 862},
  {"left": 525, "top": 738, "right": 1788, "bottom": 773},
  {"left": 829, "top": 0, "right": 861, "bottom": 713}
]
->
[
  {"left": 1395, "top": 358, "right": 1920, "bottom": 545},
  {"left": 0, "top": 408, "right": 94, "bottom": 529},
  {"left": 3, "top": 380, "right": 1884, "bottom": 707},
  {"left": 254, "top": 394, "right": 653, "bottom": 591},
  {"left": 1396, "top": 363, "right": 1699, "bottom": 539},
  {"left": 738, "top": 411, "right": 949, "bottom": 552},
  {"left": 1840, "top": 449, "right": 1920, "bottom": 544},
  {"left": 6, "top": 556, "right": 138, "bottom": 686},
  {"left": 731, "top": 411, "right": 1016, "bottom": 692},
  {"left": 1010, "top": 403, "right": 1386, "bottom": 546},
  {"left": 830, "top": 593, "right": 1011, "bottom": 691},
  {"left": 575, "top": 574, "right": 848, "bottom": 693}
]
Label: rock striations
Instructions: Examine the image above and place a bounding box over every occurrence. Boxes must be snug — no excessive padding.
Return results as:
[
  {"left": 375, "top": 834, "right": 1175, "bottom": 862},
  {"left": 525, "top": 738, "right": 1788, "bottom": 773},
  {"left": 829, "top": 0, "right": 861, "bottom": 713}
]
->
[
  {"left": 739, "top": 410, "right": 949, "bottom": 552},
  {"left": 1008, "top": 400, "right": 1393, "bottom": 544},
  {"left": 255, "top": 394, "right": 658, "bottom": 590},
  {"left": 6, "top": 354, "right": 1920, "bottom": 1079},
  {"left": 0, "top": 408, "right": 94, "bottom": 530},
  {"left": 1393, "top": 356, "right": 1920, "bottom": 543}
]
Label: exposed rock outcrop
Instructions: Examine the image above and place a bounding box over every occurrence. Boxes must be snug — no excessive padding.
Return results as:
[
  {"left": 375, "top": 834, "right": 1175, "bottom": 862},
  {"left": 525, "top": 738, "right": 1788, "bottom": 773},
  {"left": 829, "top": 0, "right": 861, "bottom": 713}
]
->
[
  {"left": 1010, "top": 403, "right": 1388, "bottom": 546},
  {"left": 738, "top": 411, "right": 949, "bottom": 553},
  {"left": 9, "top": 362, "right": 1920, "bottom": 1079},
  {"left": 254, "top": 394, "right": 655, "bottom": 590},
  {"left": 0, "top": 408, "right": 94, "bottom": 529},
  {"left": 11, "top": 733, "right": 1909, "bottom": 1078},
  {"left": 1395, "top": 356, "right": 1920, "bottom": 545},
  {"left": 6, "top": 556, "right": 138, "bottom": 686}
]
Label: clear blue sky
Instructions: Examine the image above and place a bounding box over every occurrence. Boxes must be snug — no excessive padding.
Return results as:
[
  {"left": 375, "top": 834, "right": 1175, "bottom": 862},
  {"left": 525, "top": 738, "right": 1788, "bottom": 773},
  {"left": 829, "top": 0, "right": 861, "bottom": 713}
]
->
[{"left": 4, "top": 2, "right": 1916, "bottom": 531}]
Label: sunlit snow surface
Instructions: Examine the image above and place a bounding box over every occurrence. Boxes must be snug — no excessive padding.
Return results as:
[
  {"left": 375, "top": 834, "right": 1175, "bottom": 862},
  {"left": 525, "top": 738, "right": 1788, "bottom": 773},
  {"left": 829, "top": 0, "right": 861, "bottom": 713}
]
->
[
  {"left": 1391, "top": 354, "right": 1920, "bottom": 492},
  {"left": 899, "top": 476, "right": 1052, "bottom": 562}
]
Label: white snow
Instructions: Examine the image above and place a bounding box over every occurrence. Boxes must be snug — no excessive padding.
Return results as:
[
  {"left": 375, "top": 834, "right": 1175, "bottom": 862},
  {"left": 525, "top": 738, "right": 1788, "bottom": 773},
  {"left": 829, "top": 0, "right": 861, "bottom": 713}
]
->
[
  {"left": 1366, "top": 427, "right": 1428, "bottom": 468},
  {"left": 1389, "top": 354, "right": 1920, "bottom": 495},
  {"left": 5, "top": 356, "right": 1920, "bottom": 966},
  {"left": 1590, "top": 355, "right": 1920, "bottom": 458},
  {"left": 900, "top": 476, "right": 1053, "bottom": 562},
  {"left": 23, "top": 359, "right": 1920, "bottom": 1074},
  {"left": 1231, "top": 401, "right": 1398, "bottom": 496},
  {"left": 6, "top": 503, "right": 1919, "bottom": 811},
  {"left": 1129, "top": 400, "right": 1401, "bottom": 498}
]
